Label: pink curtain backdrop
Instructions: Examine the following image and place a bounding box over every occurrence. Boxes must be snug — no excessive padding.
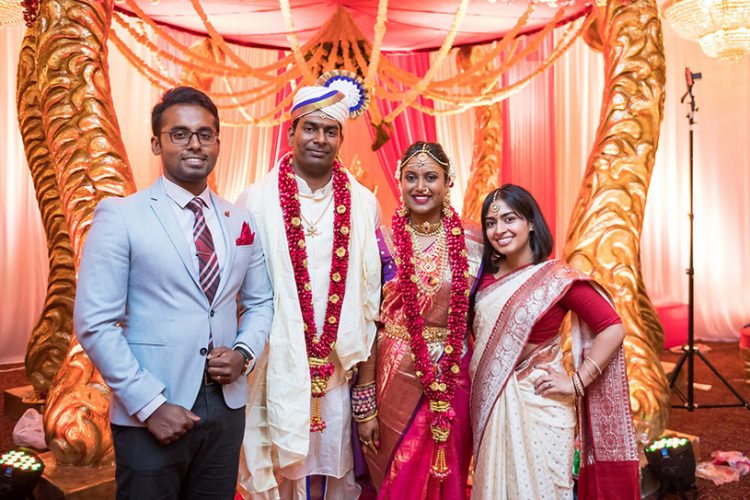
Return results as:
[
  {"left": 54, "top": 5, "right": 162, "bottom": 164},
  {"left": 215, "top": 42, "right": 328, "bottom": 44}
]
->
[
  {"left": 269, "top": 52, "right": 295, "bottom": 172},
  {"left": 367, "top": 52, "right": 438, "bottom": 200},
  {"left": 430, "top": 50, "right": 476, "bottom": 216},
  {"left": 501, "top": 34, "right": 557, "bottom": 250},
  {"left": 2, "top": 21, "right": 749, "bottom": 363}
]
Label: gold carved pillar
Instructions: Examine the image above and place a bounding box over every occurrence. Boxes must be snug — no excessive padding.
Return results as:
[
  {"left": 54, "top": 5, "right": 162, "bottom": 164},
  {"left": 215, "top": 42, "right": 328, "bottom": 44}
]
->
[
  {"left": 17, "top": 21, "right": 77, "bottom": 397},
  {"left": 564, "top": 0, "right": 669, "bottom": 440},
  {"left": 28, "top": 0, "right": 135, "bottom": 465},
  {"left": 456, "top": 45, "right": 502, "bottom": 223}
]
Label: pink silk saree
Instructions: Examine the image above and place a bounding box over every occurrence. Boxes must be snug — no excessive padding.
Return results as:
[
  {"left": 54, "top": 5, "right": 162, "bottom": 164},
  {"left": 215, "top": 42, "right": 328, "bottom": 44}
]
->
[{"left": 363, "top": 227, "right": 480, "bottom": 499}]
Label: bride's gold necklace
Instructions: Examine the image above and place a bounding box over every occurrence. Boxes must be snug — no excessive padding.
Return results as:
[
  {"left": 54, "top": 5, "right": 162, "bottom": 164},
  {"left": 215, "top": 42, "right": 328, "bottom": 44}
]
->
[
  {"left": 407, "top": 225, "right": 448, "bottom": 296},
  {"left": 409, "top": 220, "right": 442, "bottom": 237}
]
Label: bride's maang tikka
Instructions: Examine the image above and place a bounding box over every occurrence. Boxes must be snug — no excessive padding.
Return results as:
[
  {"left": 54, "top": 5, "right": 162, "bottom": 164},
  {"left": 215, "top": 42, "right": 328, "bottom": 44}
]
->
[{"left": 395, "top": 143, "right": 456, "bottom": 183}]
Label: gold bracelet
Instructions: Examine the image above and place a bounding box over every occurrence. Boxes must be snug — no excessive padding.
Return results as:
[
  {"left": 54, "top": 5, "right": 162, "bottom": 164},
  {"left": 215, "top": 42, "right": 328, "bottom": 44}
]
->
[
  {"left": 355, "top": 381, "right": 376, "bottom": 388},
  {"left": 572, "top": 372, "right": 585, "bottom": 397},
  {"left": 585, "top": 356, "right": 603, "bottom": 376},
  {"left": 354, "top": 411, "right": 378, "bottom": 424},
  {"left": 581, "top": 360, "right": 597, "bottom": 381}
]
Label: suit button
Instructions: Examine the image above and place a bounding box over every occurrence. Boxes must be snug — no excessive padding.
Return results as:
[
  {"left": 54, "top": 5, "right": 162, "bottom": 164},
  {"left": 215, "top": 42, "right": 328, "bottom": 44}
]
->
[
  {"left": 210, "top": 309, "right": 215, "bottom": 317},
  {"left": 199, "top": 347, "right": 208, "bottom": 356}
]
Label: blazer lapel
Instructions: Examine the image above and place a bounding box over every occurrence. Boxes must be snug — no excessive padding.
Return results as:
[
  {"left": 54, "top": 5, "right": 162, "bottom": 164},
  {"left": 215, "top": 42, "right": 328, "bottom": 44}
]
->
[
  {"left": 148, "top": 182, "right": 201, "bottom": 290},
  {"left": 210, "top": 193, "right": 236, "bottom": 301}
]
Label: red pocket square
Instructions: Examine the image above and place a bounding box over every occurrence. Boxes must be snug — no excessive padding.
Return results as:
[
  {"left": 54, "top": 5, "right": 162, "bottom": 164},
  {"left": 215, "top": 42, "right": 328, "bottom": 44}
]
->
[{"left": 236, "top": 221, "right": 255, "bottom": 246}]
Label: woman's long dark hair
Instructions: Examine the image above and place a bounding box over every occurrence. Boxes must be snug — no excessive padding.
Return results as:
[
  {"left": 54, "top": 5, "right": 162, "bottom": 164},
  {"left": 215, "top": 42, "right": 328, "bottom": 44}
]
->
[{"left": 480, "top": 184, "right": 554, "bottom": 274}]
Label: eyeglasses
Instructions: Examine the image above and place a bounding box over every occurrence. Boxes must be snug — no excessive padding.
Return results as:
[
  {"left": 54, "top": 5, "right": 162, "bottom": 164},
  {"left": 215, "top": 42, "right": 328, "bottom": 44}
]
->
[{"left": 160, "top": 128, "right": 218, "bottom": 146}]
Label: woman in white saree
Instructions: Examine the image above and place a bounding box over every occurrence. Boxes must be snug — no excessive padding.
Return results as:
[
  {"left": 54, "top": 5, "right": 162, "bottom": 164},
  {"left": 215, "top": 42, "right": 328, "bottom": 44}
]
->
[{"left": 470, "top": 185, "right": 639, "bottom": 500}]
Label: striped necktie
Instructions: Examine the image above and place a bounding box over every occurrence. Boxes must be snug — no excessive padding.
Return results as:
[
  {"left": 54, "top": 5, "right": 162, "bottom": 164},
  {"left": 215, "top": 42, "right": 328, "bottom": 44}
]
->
[{"left": 187, "top": 197, "right": 221, "bottom": 305}]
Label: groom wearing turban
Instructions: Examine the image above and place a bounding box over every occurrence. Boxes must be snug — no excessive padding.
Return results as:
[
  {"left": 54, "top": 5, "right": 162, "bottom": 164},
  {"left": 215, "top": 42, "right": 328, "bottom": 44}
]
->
[{"left": 237, "top": 73, "right": 381, "bottom": 499}]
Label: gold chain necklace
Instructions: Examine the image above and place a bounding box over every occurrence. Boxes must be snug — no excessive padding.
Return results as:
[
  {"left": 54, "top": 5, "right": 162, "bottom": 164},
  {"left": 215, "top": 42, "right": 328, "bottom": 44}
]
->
[
  {"left": 408, "top": 226, "right": 448, "bottom": 296},
  {"left": 299, "top": 195, "right": 334, "bottom": 237}
]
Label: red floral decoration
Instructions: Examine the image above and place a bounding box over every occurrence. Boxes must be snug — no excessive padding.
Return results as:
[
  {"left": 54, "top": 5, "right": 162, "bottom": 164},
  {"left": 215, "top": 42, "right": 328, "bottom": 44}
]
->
[
  {"left": 278, "top": 152, "right": 352, "bottom": 432},
  {"left": 21, "top": 0, "right": 40, "bottom": 27},
  {"left": 391, "top": 204, "right": 470, "bottom": 479}
]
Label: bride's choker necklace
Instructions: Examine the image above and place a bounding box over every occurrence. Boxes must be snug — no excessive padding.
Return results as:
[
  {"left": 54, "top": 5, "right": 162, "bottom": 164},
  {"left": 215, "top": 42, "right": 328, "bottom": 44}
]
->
[{"left": 409, "top": 220, "right": 442, "bottom": 236}]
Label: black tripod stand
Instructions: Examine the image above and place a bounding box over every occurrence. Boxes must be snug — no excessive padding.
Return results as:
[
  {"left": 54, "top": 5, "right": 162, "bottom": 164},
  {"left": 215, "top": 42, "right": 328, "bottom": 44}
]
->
[{"left": 668, "top": 68, "right": 750, "bottom": 411}]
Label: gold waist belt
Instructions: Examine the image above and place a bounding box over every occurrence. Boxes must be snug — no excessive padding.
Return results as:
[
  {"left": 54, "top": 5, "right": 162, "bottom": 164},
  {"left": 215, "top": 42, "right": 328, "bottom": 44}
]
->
[{"left": 383, "top": 323, "right": 449, "bottom": 345}]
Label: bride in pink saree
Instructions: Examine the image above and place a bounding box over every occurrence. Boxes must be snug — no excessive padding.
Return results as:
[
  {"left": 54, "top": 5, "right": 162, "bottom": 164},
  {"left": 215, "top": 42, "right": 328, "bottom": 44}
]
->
[
  {"left": 470, "top": 185, "right": 640, "bottom": 500},
  {"left": 355, "top": 142, "right": 481, "bottom": 499}
]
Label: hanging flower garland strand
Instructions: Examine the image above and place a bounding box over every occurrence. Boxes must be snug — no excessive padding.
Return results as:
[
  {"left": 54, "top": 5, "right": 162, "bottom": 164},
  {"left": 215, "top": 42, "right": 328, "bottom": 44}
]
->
[
  {"left": 278, "top": 153, "right": 352, "bottom": 432},
  {"left": 391, "top": 205, "right": 470, "bottom": 479}
]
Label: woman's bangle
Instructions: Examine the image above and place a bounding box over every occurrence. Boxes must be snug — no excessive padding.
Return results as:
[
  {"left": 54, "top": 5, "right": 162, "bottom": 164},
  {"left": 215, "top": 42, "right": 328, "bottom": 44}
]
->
[
  {"left": 585, "top": 355, "right": 603, "bottom": 376},
  {"left": 354, "top": 411, "right": 378, "bottom": 424},
  {"left": 572, "top": 372, "right": 585, "bottom": 397},
  {"left": 581, "top": 360, "right": 597, "bottom": 381},
  {"left": 352, "top": 382, "right": 377, "bottom": 420}
]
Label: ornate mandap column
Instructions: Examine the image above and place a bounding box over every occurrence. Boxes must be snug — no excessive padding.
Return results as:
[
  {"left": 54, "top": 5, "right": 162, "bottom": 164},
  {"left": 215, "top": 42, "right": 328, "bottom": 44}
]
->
[
  {"left": 17, "top": 0, "right": 136, "bottom": 465},
  {"left": 564, "top": 0, "right": 670, "bottom": 440},
  {"left": 17, "top": 16, "right": 76, "bottom": 399}
]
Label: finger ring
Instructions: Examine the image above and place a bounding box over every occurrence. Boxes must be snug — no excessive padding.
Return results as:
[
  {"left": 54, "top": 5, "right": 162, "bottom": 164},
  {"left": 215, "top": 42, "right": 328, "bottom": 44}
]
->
[{"left": 361, "top": 440, "right": 371, "bottom": 446}]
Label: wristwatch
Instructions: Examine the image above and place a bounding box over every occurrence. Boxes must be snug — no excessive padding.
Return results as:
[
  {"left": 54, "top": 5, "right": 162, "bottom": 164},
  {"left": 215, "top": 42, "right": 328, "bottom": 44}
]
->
[{"left": 233, "top": 345, "right": 254, "bottom": 374}]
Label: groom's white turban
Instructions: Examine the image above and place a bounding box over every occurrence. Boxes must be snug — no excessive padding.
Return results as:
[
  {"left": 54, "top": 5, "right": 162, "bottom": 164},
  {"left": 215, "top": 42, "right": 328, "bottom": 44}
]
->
[
  {"left": 290, "top": 71, "right": 370, "bottom": 127},
  {"left": 291, "top": 86, "right": 349, "bottom": 126}
]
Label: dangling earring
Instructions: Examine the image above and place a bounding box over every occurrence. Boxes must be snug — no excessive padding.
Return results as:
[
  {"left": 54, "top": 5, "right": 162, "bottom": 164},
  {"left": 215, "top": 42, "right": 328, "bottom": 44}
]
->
[
  {"left": 398, "top": 192, "right": 409, "bottom": 217},
  {"left": 442, "top": 190, "right": 452, "bottom": 217}
]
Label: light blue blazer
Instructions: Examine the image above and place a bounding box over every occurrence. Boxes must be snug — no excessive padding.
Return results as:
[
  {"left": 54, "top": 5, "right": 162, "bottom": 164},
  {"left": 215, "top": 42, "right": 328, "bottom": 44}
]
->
[{"left": 74, "top": 179, "right": 274, "bottom": 427}]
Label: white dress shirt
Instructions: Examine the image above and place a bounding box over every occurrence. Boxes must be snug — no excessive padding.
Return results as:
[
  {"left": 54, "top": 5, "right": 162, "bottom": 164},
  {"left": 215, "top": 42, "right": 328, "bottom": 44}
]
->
[
  {"left": 163, "top": 177, "right": 227, "bottom": 277},
  {"left": 135, "top": 177, "right": 228, "bottom": 422}
]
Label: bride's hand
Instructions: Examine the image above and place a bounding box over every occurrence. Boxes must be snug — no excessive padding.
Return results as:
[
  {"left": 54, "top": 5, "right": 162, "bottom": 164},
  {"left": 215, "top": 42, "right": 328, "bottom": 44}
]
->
[
  {"left": 534, "top": 365, "right": 575, "bottom": 397},
  {"left": 357, "top": 417, "right": 380, "bottom": 454}
]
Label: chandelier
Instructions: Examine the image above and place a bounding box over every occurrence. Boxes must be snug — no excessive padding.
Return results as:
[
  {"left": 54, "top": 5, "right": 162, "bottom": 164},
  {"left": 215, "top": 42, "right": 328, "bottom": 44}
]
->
[
  {"left": 0, "top": 0, "right": 25, "bottom": 27},
  {"left": 662, "top": 0, "right": 750, "bottom": 61}
]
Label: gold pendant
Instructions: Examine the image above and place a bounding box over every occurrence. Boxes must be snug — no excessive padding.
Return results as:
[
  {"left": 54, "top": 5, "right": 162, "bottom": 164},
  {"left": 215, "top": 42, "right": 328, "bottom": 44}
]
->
[
  {"left": 421, "top": 261, "right": 437, "bottom": 273},
  {"left": 305, "top": 225, "right": 319, "bottom": 237}
]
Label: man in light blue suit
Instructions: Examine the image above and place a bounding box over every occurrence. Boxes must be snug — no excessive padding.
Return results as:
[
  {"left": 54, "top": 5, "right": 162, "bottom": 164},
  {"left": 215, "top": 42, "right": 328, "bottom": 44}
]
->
[{"left": 74, "top": 86, "right": 273, "bottom": 499}]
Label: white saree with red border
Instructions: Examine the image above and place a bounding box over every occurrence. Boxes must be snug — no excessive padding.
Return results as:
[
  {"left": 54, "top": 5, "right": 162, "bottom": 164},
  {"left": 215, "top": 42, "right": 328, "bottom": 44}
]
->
[{"left": 469, "top": 260, "right": 639, "bottom": 500}]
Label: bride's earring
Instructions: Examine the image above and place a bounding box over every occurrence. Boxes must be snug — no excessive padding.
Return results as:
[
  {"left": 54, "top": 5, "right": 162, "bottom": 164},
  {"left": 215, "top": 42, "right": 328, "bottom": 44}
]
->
[
  {"left": 398, "top": 192, "right": 409, "bottom": 216},
  {"left": 442, "top": 190, "right": 452, "bottom": 217}
]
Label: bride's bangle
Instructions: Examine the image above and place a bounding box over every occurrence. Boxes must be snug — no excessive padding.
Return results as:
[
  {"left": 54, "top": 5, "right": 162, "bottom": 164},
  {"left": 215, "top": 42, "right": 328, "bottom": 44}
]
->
[
  {"left": 354, "top": 411, "right": 378, "bottom": 424},
  {"left": 352, "top": 382, "right": 377, "bottom": 421}
]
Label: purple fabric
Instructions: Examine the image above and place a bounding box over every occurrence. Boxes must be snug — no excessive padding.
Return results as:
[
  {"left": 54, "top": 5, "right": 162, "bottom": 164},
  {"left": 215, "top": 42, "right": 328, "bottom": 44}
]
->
[{"left": 377, "top": 227, "right": 398, "bottom": 283}]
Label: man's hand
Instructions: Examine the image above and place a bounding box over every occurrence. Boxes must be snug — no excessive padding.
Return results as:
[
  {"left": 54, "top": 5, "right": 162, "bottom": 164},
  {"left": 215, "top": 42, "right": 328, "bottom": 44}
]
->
[
  {"left": 206, "top": 346, "right": 244, "bottom": 384},
  {"left": 145, "top": 403, "right": 200, "bottom": 445}
]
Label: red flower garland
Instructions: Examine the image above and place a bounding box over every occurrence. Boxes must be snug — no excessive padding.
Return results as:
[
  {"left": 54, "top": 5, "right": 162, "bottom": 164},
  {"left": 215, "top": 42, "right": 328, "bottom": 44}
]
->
[
  {"left": 278, "top": 152, "right": 352, "bottom": 432},
  {"left": 391, "top": 205, "right": 470, "bottom": 479},
  {"left": 21, "top": 0, "right": 39, "bottom": 27}
]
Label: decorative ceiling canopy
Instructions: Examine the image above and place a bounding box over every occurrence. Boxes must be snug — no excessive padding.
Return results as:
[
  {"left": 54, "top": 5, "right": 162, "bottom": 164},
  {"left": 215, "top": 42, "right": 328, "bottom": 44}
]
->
[
  {"left": 110, "top": 1, "right": 592, "bottom": 128},
  {"left": 114, "top": 0, "right": 591, "bottom": 51}
]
